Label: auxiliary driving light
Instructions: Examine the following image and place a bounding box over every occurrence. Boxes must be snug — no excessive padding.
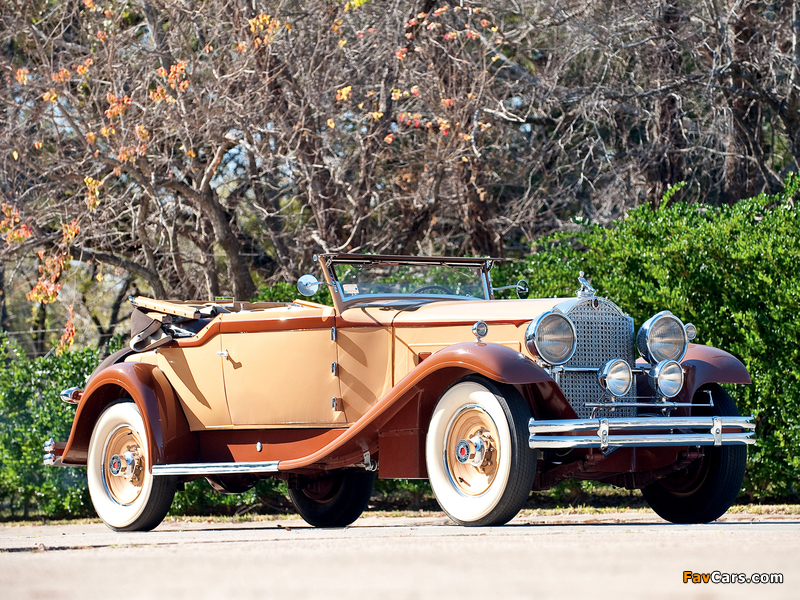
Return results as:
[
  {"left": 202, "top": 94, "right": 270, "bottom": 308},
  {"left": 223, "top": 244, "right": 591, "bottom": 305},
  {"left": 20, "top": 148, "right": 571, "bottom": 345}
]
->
[
  {"left": 598, "top": 359, "right": 633, "bottom": 397},
  {"left": 649, "top": 360, "right": 684, "bottom": 398}
]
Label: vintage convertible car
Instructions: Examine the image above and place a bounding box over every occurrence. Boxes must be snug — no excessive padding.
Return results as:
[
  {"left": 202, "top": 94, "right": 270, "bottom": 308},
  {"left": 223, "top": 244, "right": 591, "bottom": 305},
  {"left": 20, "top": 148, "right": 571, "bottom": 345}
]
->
[{"left": 44, "top": 254, "right": 754, "bottom": 531}]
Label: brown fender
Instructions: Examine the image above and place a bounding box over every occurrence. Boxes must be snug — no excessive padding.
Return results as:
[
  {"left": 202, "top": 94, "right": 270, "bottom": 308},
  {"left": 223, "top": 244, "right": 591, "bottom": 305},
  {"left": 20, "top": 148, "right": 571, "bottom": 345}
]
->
[
  {"left": 673, "top": 344, "right": 750, "bottom": 405},
  {"left": 61, "top": 362, "right": 197, "bottom": 469},
  {"left": 277, "top": 342, "right": 557, "bottom": 473}
]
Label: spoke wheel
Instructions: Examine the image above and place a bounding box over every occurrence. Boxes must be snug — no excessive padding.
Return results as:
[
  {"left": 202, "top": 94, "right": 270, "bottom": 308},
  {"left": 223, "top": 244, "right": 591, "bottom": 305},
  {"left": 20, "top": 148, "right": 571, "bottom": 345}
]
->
[
  {"left": 87, "top": 402, "right": 177, "bottom": 532},
  {"left": 642, "top": 384, "right": 747, "bottom": 524},
  {"left": 426, "top": 377, "right": 536, "bottom": 526},
  {"left": 288, "top": 469, "right": 375, "bottom": 528}
]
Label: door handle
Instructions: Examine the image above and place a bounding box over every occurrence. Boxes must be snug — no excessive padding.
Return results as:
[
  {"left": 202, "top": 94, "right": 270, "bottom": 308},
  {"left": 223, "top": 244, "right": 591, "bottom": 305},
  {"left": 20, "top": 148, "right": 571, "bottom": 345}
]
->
[{"left": 217, "top": 350, "right": 229, "bottom": 359}]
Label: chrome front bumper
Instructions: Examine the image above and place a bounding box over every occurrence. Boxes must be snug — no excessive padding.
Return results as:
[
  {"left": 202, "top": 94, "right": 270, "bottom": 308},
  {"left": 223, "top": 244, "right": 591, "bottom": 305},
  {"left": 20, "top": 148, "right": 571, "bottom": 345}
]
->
[{"left": 528, "top": 416, "right": 756, "bottom": 451}]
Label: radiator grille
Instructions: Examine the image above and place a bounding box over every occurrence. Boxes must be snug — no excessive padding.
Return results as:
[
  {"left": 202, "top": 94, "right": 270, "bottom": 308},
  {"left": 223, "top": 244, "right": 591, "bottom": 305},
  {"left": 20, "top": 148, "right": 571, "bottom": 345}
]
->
[{"left": 559, "top": 298, "right": 636, "bottom": 419}]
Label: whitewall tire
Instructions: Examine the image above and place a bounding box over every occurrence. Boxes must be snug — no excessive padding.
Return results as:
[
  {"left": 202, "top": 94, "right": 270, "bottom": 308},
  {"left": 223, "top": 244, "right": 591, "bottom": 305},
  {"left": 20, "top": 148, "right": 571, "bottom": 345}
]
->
[
  {"left": 425, "top": 377, "right": 536, "bottom": 526},
  {"left": 87, "top": 402, "right": 176, "bottom": 531}
]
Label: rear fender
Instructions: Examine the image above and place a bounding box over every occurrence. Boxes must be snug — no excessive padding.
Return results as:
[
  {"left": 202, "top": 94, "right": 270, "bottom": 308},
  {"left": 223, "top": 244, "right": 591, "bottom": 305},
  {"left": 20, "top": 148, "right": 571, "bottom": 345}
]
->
[{"left": 61, "top": 363, "right": 197, "bottom": 469}]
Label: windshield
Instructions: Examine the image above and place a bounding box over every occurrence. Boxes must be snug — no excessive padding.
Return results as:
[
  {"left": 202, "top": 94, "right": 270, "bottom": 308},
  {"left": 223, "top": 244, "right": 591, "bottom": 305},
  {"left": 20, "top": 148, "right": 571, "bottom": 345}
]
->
[{"left": 331, "top": 260, "right": 488, "bottom": 305}]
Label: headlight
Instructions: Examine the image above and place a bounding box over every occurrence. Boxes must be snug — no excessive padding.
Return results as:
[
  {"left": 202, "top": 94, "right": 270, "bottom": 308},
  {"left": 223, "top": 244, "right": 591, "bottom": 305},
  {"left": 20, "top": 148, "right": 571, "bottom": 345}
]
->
[
  {"left": 648, "top": 360, "right": 684, "bottom": 398},
  {"left": 636, "top": 310, "right": 688, "bottom": 363},
  {"left": 598, "top": 359, "right": 633, "bottom": 396},
  {"left": 525, "top": 311, "right": 577, "bottom": 365}
]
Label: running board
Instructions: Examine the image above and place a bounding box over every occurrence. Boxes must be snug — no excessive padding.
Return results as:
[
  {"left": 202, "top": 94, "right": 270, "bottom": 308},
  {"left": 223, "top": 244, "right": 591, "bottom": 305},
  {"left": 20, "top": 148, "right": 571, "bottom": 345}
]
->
[{"left": 151, "top": 461, "right": 280, "bottom": 476}]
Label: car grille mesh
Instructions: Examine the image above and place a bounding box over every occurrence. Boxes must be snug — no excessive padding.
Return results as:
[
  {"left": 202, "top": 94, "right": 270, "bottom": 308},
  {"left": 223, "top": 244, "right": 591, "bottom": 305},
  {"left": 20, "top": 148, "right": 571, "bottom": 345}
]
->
[{"left": 560, "top": 299, "right": 636, "bottom": 419}]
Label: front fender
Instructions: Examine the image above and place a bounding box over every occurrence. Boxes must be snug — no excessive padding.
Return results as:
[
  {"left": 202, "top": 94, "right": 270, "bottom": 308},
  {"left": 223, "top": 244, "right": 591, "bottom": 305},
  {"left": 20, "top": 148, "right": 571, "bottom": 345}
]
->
[{"left": 61, "top": 363, "right": 197, "bottom": 469}]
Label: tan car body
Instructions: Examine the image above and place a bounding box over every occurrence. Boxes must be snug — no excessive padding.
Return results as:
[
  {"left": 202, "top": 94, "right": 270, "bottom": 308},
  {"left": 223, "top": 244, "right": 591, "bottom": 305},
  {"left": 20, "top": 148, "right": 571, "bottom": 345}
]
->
[{"left": 58, "top": 288, "right": 750, "bottom": 483}]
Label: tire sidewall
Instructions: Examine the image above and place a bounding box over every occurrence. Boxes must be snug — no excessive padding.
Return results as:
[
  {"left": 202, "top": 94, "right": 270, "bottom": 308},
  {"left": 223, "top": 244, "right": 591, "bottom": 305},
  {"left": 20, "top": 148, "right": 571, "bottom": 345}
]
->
[
  {"left": 426, "top": 379, "right": 514, "bottom": 523},
  {"left": 87, "top": 402, "right": 154, "bottom": 529}
]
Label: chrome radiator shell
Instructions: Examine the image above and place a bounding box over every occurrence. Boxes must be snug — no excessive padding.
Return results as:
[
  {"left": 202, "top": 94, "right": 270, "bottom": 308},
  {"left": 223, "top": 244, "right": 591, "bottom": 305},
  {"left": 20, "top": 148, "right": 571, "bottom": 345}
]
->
[{"left": 555, "top": 297, "right": 636, "bottom": 419}]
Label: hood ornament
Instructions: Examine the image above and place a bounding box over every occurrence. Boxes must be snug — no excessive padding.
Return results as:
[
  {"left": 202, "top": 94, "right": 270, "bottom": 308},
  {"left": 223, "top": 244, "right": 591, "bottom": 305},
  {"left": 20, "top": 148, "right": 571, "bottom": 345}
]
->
[{"left": 576, "top": 272, "right": 596, "bottom": 297}]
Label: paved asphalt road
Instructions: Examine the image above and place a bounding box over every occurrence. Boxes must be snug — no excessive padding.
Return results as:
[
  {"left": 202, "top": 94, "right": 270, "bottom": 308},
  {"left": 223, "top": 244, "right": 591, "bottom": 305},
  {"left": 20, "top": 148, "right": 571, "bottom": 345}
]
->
[{"left": 1, "top": 511, "right": 797, "bottom": 600}]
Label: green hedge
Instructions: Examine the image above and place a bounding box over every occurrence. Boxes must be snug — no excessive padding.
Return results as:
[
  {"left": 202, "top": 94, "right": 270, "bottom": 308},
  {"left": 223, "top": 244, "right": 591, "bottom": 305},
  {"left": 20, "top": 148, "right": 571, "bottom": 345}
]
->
[
  {"left": 495, "top": 176, "right": 800, "bottom": 498},
  {"left": 0, "top": 340, "right": 96, "bottom": 517}
]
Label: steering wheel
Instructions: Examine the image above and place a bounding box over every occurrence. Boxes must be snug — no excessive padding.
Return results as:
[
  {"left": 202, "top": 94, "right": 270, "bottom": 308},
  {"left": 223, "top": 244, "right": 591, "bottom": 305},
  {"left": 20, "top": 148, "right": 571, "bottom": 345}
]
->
[{"left": 412, "top": 285, "right": 451, "bottom": 294}]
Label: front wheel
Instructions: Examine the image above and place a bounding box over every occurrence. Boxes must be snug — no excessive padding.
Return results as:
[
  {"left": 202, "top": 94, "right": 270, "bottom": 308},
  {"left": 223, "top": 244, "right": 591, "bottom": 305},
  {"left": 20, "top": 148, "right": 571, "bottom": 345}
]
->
[
  {"left": 87, "top": 402, "right": 177, "bottom": 532},
  {"left": 288, "top": 469, "right": 375, "bottom": 527},
  {"left": 425, "top": 377, "right": 536, "bottom": 526},
  {"left": 643, "top": 384, "right": 747, "bottom": 524}
]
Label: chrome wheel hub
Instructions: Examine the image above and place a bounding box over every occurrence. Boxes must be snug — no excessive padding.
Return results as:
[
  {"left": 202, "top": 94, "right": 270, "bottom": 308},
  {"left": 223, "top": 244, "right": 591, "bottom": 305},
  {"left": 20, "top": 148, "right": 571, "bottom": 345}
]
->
[
  {"left": 454, "top": 435, "right": 489, "bottom": 468},
  {"left": 108, "top": 450, "right": 140, "bottom": 480}
]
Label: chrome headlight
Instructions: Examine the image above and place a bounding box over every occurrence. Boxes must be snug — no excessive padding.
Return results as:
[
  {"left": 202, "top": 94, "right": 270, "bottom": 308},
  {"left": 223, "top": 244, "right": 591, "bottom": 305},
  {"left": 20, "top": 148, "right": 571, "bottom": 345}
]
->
[
  {"left": 525, "top": 311, "right": 577, "bottom": 365},
  {"left": 598, "top": 359, "right": 633, "bottom": 397},
  {"left": 636, "top": 310, "right": 688, "bottom": 363},
  {"left": 648, "top": 360, "right": 684, "bottom": 398}
]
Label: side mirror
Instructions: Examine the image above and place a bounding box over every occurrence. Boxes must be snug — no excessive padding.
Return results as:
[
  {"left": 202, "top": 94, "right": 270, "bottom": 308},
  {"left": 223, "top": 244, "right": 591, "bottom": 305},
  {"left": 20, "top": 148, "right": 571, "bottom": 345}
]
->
[
  {"left": 297, "top": 274, "right": 321, "bottom": 297},
  {"left": 516, "top": 280, "right": 530, "bottom": 299}
]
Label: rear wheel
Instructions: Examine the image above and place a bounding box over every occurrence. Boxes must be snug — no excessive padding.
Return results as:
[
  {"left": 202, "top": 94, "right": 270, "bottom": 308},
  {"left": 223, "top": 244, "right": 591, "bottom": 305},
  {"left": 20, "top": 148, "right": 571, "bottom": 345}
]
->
[
  {"left": 425, "top": 377, "right": 536, "bottom": 526},
  {"left": 288, "top": 469, "right": 375, "bottom": 527},
  {"left": 87, "top": 402, "right": 177, "bottom": 532},
  {"left": 643, "top": 385, "right": 747, "bottom": 524}
]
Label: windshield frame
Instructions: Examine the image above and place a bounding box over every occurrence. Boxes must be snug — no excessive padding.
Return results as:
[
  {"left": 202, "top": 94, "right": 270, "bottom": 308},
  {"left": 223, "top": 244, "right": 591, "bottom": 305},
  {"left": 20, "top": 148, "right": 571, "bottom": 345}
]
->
[{"left": 315, "top": 253, "right": 496, "bottom": 313}]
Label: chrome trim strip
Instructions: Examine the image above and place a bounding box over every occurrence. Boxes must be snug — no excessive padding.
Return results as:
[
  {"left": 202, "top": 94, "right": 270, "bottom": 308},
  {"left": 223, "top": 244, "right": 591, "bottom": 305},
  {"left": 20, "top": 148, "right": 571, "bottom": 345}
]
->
[
  {"left": 530, "top": 416, "right": 755, "bottom": 433},
  {"left": 529, "top": 433, "right": 755, "bottom": 449},
  {"left": 584, "top": 401, "right": 700, "bottom": 409},
  {"left": 151, "top": 461, "right": 280, "bottom": 476},
  {"left": 529, "top": 416, "right": 755, "bottom": 450}
]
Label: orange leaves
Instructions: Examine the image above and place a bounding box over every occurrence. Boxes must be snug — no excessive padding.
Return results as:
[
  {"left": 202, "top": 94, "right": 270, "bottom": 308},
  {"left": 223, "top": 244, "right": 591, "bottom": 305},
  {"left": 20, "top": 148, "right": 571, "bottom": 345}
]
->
[
  {"left": 153, "top": 61, "right": 189, "bottom": 102},
  {"left": 135, "top": 125, "right": 149, "bottom": 141},
  {"left": 117, "top": 144, "right": 146, "bottom": 164},
  {"left": 249, "top": 13, "right": 283, "bottom": 45},
  {"left": 327, "top": 118, "right": 336, "bottom": 129},
  {"left": 336, "top": 85, "right": 352, "bottom": 101},
  {"left": 42, "top": 90, "right": 58, "bottom": 103},
  {"left": 62, "top": 219, "right": 80, "bottom": 244},
  {"left": 391, "top": 88, "right": 402, "bottom": 100},
  {"left": 83, "top": 0, "right": 98, "bottom": 10},
  {"left": 249, "top": 13, "right": 272, "bottom": 33},
  {"left": 84, "top": 176, "right": 102, "bottom": 209},
  {"left": 433, "top": 6, "right": 450, "bottom": 17},
  {"left": 27, "top": 250, "right": 68, "bottom": 304},
  {"left": 395, "top": 47, "right": 408, "bottom": 60},
  {"left": 480, "top": 19, "right": 491, "bottom": 28},
  {"left": 0, "top": 203, "right": 32, "bottom": 245},
  {"left": 149, "top": 86, "right": 175, "bottom": 104},
  {"left": 57, "top": 303, "right": 76, "bottom": 353},
  {"left": 100, "top": 125, "right": 115, "bottom": 137},
  {"left": 398, "top": 112, "right": 422, "bottom": 128},
  {"left": 96, "top": 30, "right": 107, "bottom": 42},
  {"left": 85, "top": 131, "right": 97, "bottom": 145},
  {"left": 104, "top": 93, "right": 131, "bottom": 119},
  {"left": 410, "top": 85, "right": 420, "bottom": 97},
  {"left": 15, "top": 68, "right": 29, "bottom": 85},
  {"left": 51, "top": 69, "right": 70, "bottom": 83},
  {"left": 384, "top": 134, "right": 395, "bottom": 144},
  {"left": 236, "top": 41, "right": 248, "bottom": 53},
  {"left": 370, "top": 111, "right": 384, "bottom": 120},
  {"left": 441, "top": 97, "right": 455, "bottom": 108}
]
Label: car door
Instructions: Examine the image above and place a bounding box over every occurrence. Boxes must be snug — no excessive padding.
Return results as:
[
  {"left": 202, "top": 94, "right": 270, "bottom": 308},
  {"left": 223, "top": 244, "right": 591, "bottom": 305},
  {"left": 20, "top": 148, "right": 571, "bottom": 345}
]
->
[
  {"left": 335, "top": 307, "right": 395, "bottom": 423},
  {"left": 219, "top": 305, "right": 345, "bottom": 426}
]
